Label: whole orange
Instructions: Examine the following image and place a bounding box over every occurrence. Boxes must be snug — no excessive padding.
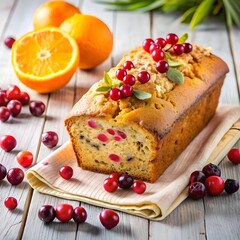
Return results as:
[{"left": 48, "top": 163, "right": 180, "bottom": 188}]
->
[
  {"left": 33, "top": 0, "right": 80, "bottom": 29},
  {"left": 60, "top": 14, "right": 113, "bottom": 69}
]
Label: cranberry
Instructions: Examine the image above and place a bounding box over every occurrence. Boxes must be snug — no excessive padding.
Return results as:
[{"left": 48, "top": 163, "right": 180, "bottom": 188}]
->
[
  {"left": 205, "top": 176, "right": 225, "bottom": 196},
  {"left": 173, "top": 44, "right": 185, "bottom": 55},
  {"left": 132, "top": 180, "right": 146, "bottom": 194},
  {"left": 0, "top": 91, "right": 9, "bottom": 106},
  {"left": 156, "top": 60, "right": 169, "bottom": 73},
  {"left": 188, "top": 182, "right": 206, "bottom": 200},
  {"left": 123, "top": 74, "right": 135, "bottom": 86},
  {"left": 224, "top": 179, "right": 239, "bottom": 194},
  {"left": 109, "top": 172, "right": 120, "bottom": 181},
  {"left": 118, "top": 173, "right": 133, "bottom": 189},
  {"left": 38, "top": 205, "right": 56, "bottom": 223},
  {"left": 120, "top": 84, "right": 133, "bottom": 98},
  {"left": 152, "top": 49, "right": 164, "bottom": 62},
  {"left": 138, "top": 71, "right": 151, "bottom": 84},
  {"left": 6, "top": 85, "right": 21, "bottom": 100},
  {"left": 59, "top": 166, "right": 73, "bottom": 180},
  {"left": 142, "top": 38, "right": 154, "bottom": 52},
  {"left": 0, "top": 106, "right": 10, "bottom": 122},
  {"left": 99, "top": 209, "right": 119, "bottom": 230},
  {"left": 16, "top": 150, "right": 33, "bottom": 168},
  {"left": 42, "top": 131, "right": 59, "bottom": 148},
  {"left": 4, "top": 197, "right": 18, "bottom": 210},
  {"left": 0, "top": 135, "right": 17, "bottom": 152},
  {"left": 227, "top": 148, "right": 240, "bottom": 164},
  {"left": 154, "top": 38, "right": 166, "bottom": 48},
  {"left": 202, "top": 163, "right": 221, "bottom": 177},
  {"left": 4, "top": 36, "right": 15, "bottom": 49},
  {"left": 56, "top": 203, "right": 74, "bottom": 222},
  {"left": 149, "top": 43, "right": 161, "bottom": 54},
  {"left": 7, "top": 100, "right": 22, "bottom": 117},
  {"left": 115, "top": 68, "right": 127, "bottom": 81},
  {"left": 0, "top": 163, "right": 7, "bottom": 180},
  {"left": 166, "top": 33, "right": 179, "bottom": 45},
  {"left": 109, "top": 88, "right": 121, "bottom": 101},
  {"left": 73, "top": 207, "right": 87, "bottom": 223},
  {"left": 19, "top": 92, "right": 30, "bottom": 105},
  {"left": 183, "top": 43, "right": 193, "bottom": 53},
  {"left": 189, "top": 171, "right": 206, "bottom": 184},
  {"left": 103, "top": 177, "right": 118, "bottom": 193},
  {"left": 123, "top": 61, "right": 134, "bottom": 70},
  {"left": 29, "top": 101, "right": 45, "bottom": 116},
  {"left": 7, "top": 168, "right": 24, "bottom": 185}
]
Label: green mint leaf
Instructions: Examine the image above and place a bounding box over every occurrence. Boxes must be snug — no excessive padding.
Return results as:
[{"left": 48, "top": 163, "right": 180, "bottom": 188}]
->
[
  {"left": 112, "top": 83, "right": 123, "bottom": 88},
  {"left": 133, "top": 89, "right": 152, "bottom": 100},
  {"left": 177, "top": 33, "right": 188, "bottom": 44},
  {"left": 96, "top": 86, "right": 112, "bottom": 92},
  {"left": 104, "top": 71, "right": 112, "bottom": 86},
  {"left": 167, "top": 58, "right": 183, "bottom": 67},
  {"left": 164, "top": 52, "right": 170, "bottom": 60},
  {"left": 166, "top": 68, "right": 184, "bottom": 84}
]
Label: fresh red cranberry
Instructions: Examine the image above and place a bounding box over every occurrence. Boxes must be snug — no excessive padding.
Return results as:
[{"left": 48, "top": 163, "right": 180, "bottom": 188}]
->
[
  {"left": 0, "top": 135, "right": 17, "bottom": 152},
  {"left": 103, "top": 177, "right": 118, "bottom": 193},
  {"left": 188, "top": 182, "right": 206, "bottom": 200},
  {"left": 4, "top": 197, "right": 18, "bottom": 210},
  {"left": 132, "top": 180, "right": 146, "bottom": 194},
  {"left": 202, "top": 163, "right": 221, "bottom": 177},
  {"left": 189, "top": 171, "right": 206, "bottom": 184},
  {"left": 38, "top": 205, "right": 56, "bottom": 223},
  {"left": 7, "top": 168, "right": 24, "bottom": 185},
  {"left": 183, "top": 43, "right": 193, "bottom": 53},
  {"left": 152, "top": 49, "right": 164, "bottom": 62},
  {"left": 7, "top": 100, "right": 22, "bottom": 117},
  {"left": 29, "top": 101, "right": 45, "bottom": 116},
  {"left": 138, "top": 71, "right": 151, "bottom": 84},
  {"left": 205, "top": 176, "right": 225, "bottom": 196},
  {"left": 120, "top": 84, "right": 133, "bottom": 98},
  {"left": 224, "top": 179, "right": 239, "bottom": 194},
  {"left": 116, "top": 68, "right": 127, "bottom": 81},
  {"left": 154, "top": 38, "right": 166, "bottom": 48},
  {"left": 123, "top": 61, "right": 134, "bottom": 70},
  {"left": 227, "top": 148, "right": 240, "bottom": 164},
  {"left": 123, "top": 74, "right": 135, "bottom": 86},
  {"left": 149, "top": 43, "right": 161, "bottom": 54},
  {"left": 166, "top": 33, "right": 179, "bottom": 45},
  {"left": 156, "top": 60, "right": 169, "bottom": 73},
  {"left": 0, "top": 91, "right": 9, "bottom": 106},
  {"left": 0, "top": 163, "right": 7, "bottom": 180},
  {"left": 41, "top": 131, "right": 59, "bottom": 148},
  {"left": 73, "top": 207, "right": 87, "bottom": 223},
  {"left": 173, "top": 44, "right": 185, "bottom": 55},
  {"left": 4, "top": 37, "right": 16, "bottom": 49},
  {"left": 142, "top": 38, "right": 154, "bottom": 52},
  {"left": 109, "top": 88, "right": 121, "bottom": 101},
  {"left": 56, "top": 203, "right": 74, "bottom": 222},
  {"left": 6, "top": 85, "right": 21, "bottom": 100},
  {"left": 99, "top": 209, "right": 119, "bottom": 230},
  {"left": 109, "top": 172, "right": 120, "bottom": 181},
  {"left": 19, "top": 92, "right": 30, "bottom": 105},
  {"left": 0, "top": 106, "right": 10, "bottom": 122},
  {"left": 59, "top": 166, "right": 73, "bottom": 180},
  {"left": 16, "top": 150, "right": 33, "bottom": 168},
  {"left": 118, "top": 173, "right": 134, "bottom": 189}
]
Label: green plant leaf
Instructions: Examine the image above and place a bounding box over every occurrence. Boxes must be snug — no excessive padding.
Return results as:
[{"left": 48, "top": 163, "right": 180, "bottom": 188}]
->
[
  {"left": 96, "top": 86, "right": 112, "bottom": 92},
  {"left": 180, "top": 6, "right": 198, "bottom": 24},
  {"left": 166, "top": 68, "right": 184, "bottom": 84},
  {"left": 133, "top": 89, "right": 152, "bottom": 100},
  {"left": 167, "top": 59, "right": 183, "bottom": 67},
  {"left": 104, "top": 71, "right": 112, "bottom": 86},
  {"left": 112, "top": 83, "right": 124, "bottom": 88},
  {"left": 177, "top": 33, "right": 188, "bottom": 44}
]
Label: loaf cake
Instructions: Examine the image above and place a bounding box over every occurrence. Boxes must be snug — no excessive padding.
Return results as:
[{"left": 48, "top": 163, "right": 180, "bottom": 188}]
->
[{"left": 65, "top": 36, "right": 229, "bottom": 183}]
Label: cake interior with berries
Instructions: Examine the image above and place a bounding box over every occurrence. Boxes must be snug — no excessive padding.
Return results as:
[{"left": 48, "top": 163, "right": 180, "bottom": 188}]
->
[{"left": 65, "top": 33, "right": 229, "bottom": 183}]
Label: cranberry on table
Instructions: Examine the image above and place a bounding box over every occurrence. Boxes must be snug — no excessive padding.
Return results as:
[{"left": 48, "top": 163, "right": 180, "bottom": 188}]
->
[
  {"left": 183, "top": 43, "right": 193, "bottom": 53},
  {"left": 99, "top": 209, "right": 119, "bottom": 230},
  {"left": 29, "top": 101, "right": 45, "bottom": 116},
  {"left": 205, "top": 176, "right": 225, "bottom": 196},
  {"left": 227, "top": 148, "right": 240, "bottom": 164},
  {"left": 0, "top": 163, "right": 7, "bottom": 180},
  {"left": 109, "top": 172, "right": 120, "bottom": 181},
  {"left": 151, "top": 49, "right": 164, "bottom": 62},
  {"left": 142, "top": 38, "right": 154, "bottom": 52},
  {"left": 115, "top": 68, "right": 127, "bottom": 81},
  {"left": 103, "top": 177, "right": 118, "bottom": 193},
  {"left": 118, "top": 173, "right": 134, "bottom": 189},
  {"left": 0, "top": 106, "right": 11, "bottom": 122},
  {"left": 59, "top": 166, "right": 73, "bottom": 180},
  {"left": 19, "top": 92, "right": 30, "bottom": 105},
  {"left": 0, "top": 135, "right": 17, "bottom": 152},
  {"left": 109, "top": 88, "right": 121, "bottom": 101},
  {"left": 73, "top": 206, "right": 87, "bottom": 223},
  {"left": 0, "top": 91, "right": 9, "bottom": 106},
  {"left": 123, "top": 74, "right": 136, "bottom": 86},
  {"left": 173, "top": 44, "right": 185, "bottom": 55},
  {"left": 132, "top": 180, "right": 146, "bottom": 194},
  {"left": 166, "top": 33, "right": 179, "bottom": 45},
  {"left": 56, "top": 203, "right": 74, "bottom": 222},
  {"left": 16, "top": 150, "right": 34, "bottom": 168},
  {"left": 42, "top": 131, "right": 59, "bottom": 148},
  {"left": 189, "top": 171, "right": 206, "bottom": 184},
  {"left": 138, "top": 71, "right": 151, "bottom": 84},
  {"left": 156, "top": 60, "right": 169, "bottom": 73},
  {"left": 7, "top": 99, "right": 22, "bottom": 117},
  {"left": 202, "top": 163, "right": 221, "bottom": 177},
  {"left": 4, "top": 36, "right": 16, "bottom": 49},
  {"left": 38, "top": 205, "right": 56, "bottom": 223},
  {"left": 6, "top": 85, "right": 21, "bottom": 100},
  {"left": 224, "top": 179, "right": 239, "bottom": 194},
  {"left": 123, "top": 61, "right": 134, "bottom": 70},
  {"left": 188, "top": 182, "right": 206, "bottom": 200},
  {"left": 4, "top": 197, "right": 18, "bottom": 210},
  {"left": 7, "top": 168, "right": 24, "bottom": 185}
]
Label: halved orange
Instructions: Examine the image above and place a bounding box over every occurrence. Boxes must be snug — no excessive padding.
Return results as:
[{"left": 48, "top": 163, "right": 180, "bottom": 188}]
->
[{"left": 12, "top": 27, "right": 79, "bottom": 93}]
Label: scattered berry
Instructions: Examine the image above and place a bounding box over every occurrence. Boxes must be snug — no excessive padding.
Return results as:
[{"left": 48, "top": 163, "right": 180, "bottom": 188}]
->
[
  {"left": 137, "top": 71, "right": 151, "bottom": 84},
  {"left": 29, "top": 101, "right": 45, "bottom": 117},
  {"left": 189, "top": 171, "right": 206, "bottom": 184},
  {"left": 227, "top": 148, "right": 240, "bottom": 164},
  {"left": 59, "top": 166, "right": 73, "bottom": 180},
  {"left": 123, "top": 61, "right": 134, "bottom": 70},
  {"left": 116, "top": 68, "right": 127, "bottom": 81},
  {"left": 224, "top": 179, "right": 239, "bottom": 194},
  {"left": 38, "top": 205, "right": 56, "bottom": 223},
  {"left": 188, "top": 182, "right": 206, "bottom": 200},
  {"left": 0, "top": 91, "right": 9, "bottom": 106},
  {"left": 142, "top": 38, "right": 154, "bottom": 52},
  {"left": 7, "top": 100, "right": 22, "bottom": 117},
  {"left": 4, "top": 36, "right": 15, "bottom": 49},
  {"left": 7, "top": 168, "right": 24, "bottom": 185},
  {"left": 103, "top": 177, "right": 118, "bottom": 193},
  {"left": 202, "top": 163, "right": 221, "bottom": 177},
  {"left": 166, "top": 33, "right": 179, "bottom": 45},
  {"left": 151, "top": 49, "right": 164, "bottom": 62},
  {"left": 154, "top": 38, "right": 166, "bottom": 48},
  {"left": 0, "top": 135, "right": 17, "bottom": 152},
  {"left": 132, "top": 180, "right": 146, "bottom": 194},
  {"left": 0, "top": 106, "right": 11, "bottom": 122},
  {"left": 123, "top": 74, "right": 136, "bottom": 86},
  {"left": 73, "top": 207, "right": 87, "bottom": 223},
  {"left": 109, "top": 172, "right": 120, "bottom": 181},
  {"left": 41, "top": 131, "right": 59, "bottom": 148},
  {"left": 183, "top": 43, "right": 193, "bottom": 53},
  {"left": 6, "top": 85, "right": 21, "bottom": 100},
  {"left": 56, "top": 203, "right": 74, "bottom": 222},
  {"left": 156, "top": 60, "right": 169, "bottom": 73},
  {"left": 205, "top": 176, "right": 225, "bottom": 196},
  {"left": 118, "top": 173, "right": 134, "bottom": 189},
  {"left": 99, "top": 209, "right": 119, "bottom": 230},
  {"left": 149, "top": 43, "right": 161, "bottom": 54},
  {"left": 109, "top": 88, "right": 121, "bottom": 101},
  {"left": 4, "top": 197, "right": 18, "bottom": 210},
  {"left": 0, "top": 163, "right": 7, "bottom": 180},
  {"left": 120, "top": 84, "right": 133, "bottom": 98},
  {"left": 19, "top": 92, "right": 30, "bottom": 105},
  {"left": 173, "top": 44, "right": 185, "bottom": 55},
  {"left": 16, "top": 150, "right": 33, "bottom": 168}
]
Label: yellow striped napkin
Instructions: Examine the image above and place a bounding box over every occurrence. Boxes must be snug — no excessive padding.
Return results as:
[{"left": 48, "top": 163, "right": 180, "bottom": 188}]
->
[{"left": 26, "top": 105, "right": 240, "bottom": 220}]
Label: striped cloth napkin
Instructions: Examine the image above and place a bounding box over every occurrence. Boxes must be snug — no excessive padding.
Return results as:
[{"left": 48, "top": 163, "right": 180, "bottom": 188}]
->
[{"left": 26, "top": 105, "right": 240, "bottom": 220}]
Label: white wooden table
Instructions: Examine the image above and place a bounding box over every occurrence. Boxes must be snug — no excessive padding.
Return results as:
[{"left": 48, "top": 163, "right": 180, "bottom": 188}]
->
[{"left": 0, "top": 1, "right": 240, "bottom": 239}]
